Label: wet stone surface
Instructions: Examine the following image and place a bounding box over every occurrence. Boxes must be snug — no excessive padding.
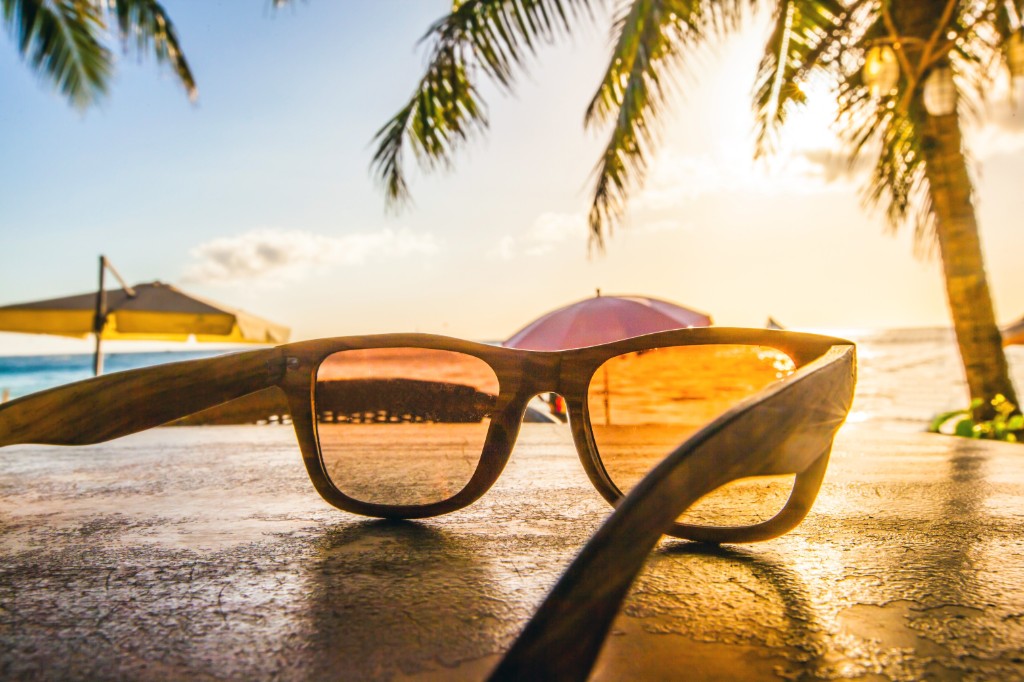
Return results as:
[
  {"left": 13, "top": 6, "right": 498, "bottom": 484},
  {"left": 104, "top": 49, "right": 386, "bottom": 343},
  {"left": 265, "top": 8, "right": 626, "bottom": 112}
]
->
[{"left": 1, "top": 424, "right": 1023, "bottom": 680}]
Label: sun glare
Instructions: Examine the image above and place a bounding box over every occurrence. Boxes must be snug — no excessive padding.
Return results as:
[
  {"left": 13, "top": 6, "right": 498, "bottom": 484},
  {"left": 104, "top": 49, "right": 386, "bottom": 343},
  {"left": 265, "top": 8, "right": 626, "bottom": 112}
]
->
[{"left": 774, "top": 75, "right": 843, "bottom": 159}]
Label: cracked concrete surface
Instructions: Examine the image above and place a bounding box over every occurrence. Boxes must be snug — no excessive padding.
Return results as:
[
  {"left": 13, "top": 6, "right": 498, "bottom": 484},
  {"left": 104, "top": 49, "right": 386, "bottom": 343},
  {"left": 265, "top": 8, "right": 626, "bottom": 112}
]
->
[{"left": 1, "top": 424, "right": 1023, "bottom": 680}]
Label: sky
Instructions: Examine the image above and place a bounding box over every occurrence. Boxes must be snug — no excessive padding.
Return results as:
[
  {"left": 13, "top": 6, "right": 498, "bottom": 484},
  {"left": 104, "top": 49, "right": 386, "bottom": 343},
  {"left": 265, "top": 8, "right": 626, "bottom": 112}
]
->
[{"left": 1, "top": 1, "right": 1023, "bottom": 355}]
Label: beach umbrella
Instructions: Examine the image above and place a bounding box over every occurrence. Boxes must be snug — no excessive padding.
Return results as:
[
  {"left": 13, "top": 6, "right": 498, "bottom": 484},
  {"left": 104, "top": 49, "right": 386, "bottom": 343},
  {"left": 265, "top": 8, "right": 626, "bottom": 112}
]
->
[
  {"left": 1003, "top": 317, "right": 1024, "bottom": 346},
  {"left": 0, "top": 256, "right": 290, "bottom": 374},
  {"left": 504, "top": 290, "right": 712, "bottom": 351},
  {"left": 504, "top": 291, "right": 711, "bottom": 425}
]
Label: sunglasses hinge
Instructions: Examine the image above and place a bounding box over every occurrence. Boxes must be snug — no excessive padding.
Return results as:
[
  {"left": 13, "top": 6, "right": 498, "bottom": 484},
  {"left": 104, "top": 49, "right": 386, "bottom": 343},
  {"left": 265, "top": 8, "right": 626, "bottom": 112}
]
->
[{"left": 264, "top": 355, "right": 299, "bottom": 381}]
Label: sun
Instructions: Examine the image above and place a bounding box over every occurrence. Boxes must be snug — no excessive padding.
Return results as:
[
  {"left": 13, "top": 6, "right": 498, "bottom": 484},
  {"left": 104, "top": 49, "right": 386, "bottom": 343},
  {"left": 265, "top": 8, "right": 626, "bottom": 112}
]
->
[{"left": 774, "top": 74, "right": 844, "bottom": 160}]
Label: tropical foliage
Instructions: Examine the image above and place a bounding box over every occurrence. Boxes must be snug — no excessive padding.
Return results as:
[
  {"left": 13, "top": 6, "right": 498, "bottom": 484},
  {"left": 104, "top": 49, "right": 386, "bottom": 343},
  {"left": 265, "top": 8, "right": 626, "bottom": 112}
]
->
[
  {"left": 375, "top": 0, "right": 1023, "bottom": 420},
  {"left": 930, "top": 394, "right": 1024, "bottom": 442},
  {"left": 1, "top": 0, "right": 195, "bottom": 108}
]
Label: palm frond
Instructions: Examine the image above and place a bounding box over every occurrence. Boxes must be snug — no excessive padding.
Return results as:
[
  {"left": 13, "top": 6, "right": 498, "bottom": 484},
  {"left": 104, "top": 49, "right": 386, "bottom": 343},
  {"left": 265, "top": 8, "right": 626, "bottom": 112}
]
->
[
  {"left": 840, "top": 89, "right": 934, "bottom": 247},
  {"left": 2, "top": 0, "right": 111, "bottom": 108},
  {"left": 585, "top": 0, "right": 686, "bottom": 246},
  {"left": 371, "top": 0, "right": 596, "bottom": 206},
  {"left": 752, "top": 0, "right": 849, "bottom": 157},
  {"left": 941, "top": 1, "right": 1024, "bottom": 129},
  {"left": 105, "top": 0, "right": 197, "bottom": 102},
  {"left": 584, "top": 0, "right": 752, "bottom": 246},
  {"left": 994, "top": 0, "right": 1024, "bottom": 36},
  {"left": 833, "top": 13, "right": 937, "bottom": 249},
  {"left": 371, "top": 46, "right": 488, "bottom": 204},
  {"left": 831, "top": 1, "right": 1024, "bottom": 250},
  {"left": 869, "top": 109, "right": 934, "bottom": 245},
  {"left": 2, "top": 0, "right": 195, "bottom": 107}
]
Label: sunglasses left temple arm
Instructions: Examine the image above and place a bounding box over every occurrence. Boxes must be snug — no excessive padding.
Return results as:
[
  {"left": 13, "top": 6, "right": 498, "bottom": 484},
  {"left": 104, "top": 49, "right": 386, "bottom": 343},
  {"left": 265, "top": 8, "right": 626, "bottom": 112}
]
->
[{"left": 0, "top": 348, "right": 288, "bottom": 447}]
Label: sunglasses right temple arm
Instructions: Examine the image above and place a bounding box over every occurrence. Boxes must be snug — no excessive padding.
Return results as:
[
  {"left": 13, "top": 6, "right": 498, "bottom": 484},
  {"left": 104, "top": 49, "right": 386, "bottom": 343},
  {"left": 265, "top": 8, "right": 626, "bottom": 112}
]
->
[
  {"left": 0, "top": 348, "right": 286, "bottom": 448},
  {"left": 489, "top": 344, "right": 855, "bottom": 681}
]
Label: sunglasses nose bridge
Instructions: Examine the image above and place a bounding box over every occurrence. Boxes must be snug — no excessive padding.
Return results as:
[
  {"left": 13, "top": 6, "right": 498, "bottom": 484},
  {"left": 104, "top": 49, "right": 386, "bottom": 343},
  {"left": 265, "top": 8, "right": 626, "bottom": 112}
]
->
[{"left": 515, "top": 352, "right": 562, "bottom": 396}]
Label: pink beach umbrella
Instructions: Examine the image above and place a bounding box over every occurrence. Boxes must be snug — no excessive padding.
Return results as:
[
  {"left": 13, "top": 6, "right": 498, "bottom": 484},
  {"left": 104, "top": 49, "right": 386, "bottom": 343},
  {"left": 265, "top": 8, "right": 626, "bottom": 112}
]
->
[{"left": 504, "top": 291, "right": 712, "bottom": 351}]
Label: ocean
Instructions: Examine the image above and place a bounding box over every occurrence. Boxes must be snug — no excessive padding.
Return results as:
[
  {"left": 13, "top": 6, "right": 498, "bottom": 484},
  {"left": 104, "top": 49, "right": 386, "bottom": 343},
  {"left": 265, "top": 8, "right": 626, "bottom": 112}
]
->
[
  {"left": 841, "top": 327, "right": 1024, "bottom": 431},
  {"left": 0, "top": 350, "right": 224, "bottom": 402},
  {"left": 1, "top": 328, "right": 1022, "bottom": 433}
]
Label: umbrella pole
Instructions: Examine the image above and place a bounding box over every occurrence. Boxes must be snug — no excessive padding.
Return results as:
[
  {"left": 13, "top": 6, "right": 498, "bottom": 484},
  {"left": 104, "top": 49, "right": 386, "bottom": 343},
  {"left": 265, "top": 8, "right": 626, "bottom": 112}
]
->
[
  {"left": 93, "top": 335, "right": 103, "bottom": 376},
  {"left": 93, "top": 256, "right": 107, "bottom": 376},
  {"left": 603, "top": 365, "right": 610, "bottom": 427}
]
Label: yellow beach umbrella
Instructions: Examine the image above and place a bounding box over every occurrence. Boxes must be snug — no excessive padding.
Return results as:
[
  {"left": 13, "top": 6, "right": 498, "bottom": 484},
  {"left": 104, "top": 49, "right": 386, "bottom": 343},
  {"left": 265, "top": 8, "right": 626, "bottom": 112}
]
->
[{"left": 0, "top": 256, "right": 290, "bottom": 374}]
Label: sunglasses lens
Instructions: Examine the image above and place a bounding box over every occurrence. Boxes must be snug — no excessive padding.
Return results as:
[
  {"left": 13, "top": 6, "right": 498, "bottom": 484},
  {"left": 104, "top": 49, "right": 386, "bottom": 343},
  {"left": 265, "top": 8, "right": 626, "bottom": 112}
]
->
[
  {"left": 315, "top": 348, "right": 499, "bottom": 507},
  {"left": 587, "top": 344, "right": 798, "bottom": 527}
]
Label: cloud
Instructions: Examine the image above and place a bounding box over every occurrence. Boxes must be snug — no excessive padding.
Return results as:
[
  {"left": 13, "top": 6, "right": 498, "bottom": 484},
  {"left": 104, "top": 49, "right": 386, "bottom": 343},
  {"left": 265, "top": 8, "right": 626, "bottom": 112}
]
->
[
  {"left": 792, "top": 147, "right": 874, "bottom": 184},
  {"left": 634, "top": 152, "right": 728, "bottom": 210},
  {"left": 490, "top": 235, "right": 517, "bottom": 261},
  {"left": 524, "top": 212, "right": 589, "bottom": 255},
  {"left": 633, "top": 146, "right": 859, "bottom": 213},
  {"left": 489, "top": 212, "right": 589, "bottom": 260},
  {"left": 637, "top": 218, "right": 687, "bottom": 233},
  {"left": 183, "top": 227, "right": 439, "bottom": 284}
]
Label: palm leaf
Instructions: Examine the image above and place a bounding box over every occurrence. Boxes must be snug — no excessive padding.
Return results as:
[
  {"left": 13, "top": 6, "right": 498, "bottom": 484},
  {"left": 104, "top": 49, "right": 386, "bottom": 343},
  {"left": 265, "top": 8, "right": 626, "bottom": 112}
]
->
[
  {"left": 833, "top": 12, "right": 937, "bottom": 247},
  {"left": 585, "top": 0, "right": 690, "bottom": 245},
  {"left": 752, "top": 0, "right": 849, "bottom": 157},
  {"left": 371, "top": 46, "right": 487, "bottom": 204},
  {"left": 829, "top": 2, "right": 1024, "bottom": 248},
  {"left": 584, "top": 0, "right": 750, "bottom": 246},
  {"left": 870, "top": 109, "right": 934, "bottom": 246},
  {"left": 105, "top": 0, "right": 197, "bottom": 102},
  {"left": 370, "top": 0, "right": 595, "bottom": 206},
  {"left": 2, "top": 0, "right": 111, "bottom": 108},
  {"left": 2, "top": 0, "right": 195, "bottom": 107}
]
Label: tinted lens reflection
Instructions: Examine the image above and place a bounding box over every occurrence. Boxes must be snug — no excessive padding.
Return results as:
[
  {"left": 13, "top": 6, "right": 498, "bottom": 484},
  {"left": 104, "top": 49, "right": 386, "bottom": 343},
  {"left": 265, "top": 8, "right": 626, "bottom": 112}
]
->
[
  {"left": 587, "top": 344, "right": 797, "bottom": 527},
  {"left": 315, "top": 348, "right": 499, "bottom": 507}
]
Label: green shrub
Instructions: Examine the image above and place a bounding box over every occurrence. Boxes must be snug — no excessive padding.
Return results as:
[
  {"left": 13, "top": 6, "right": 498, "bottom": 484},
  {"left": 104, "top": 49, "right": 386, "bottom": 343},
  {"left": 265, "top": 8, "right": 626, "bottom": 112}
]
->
[{"left": 929, "top": 394, "right": 1024, "bottom": 443}]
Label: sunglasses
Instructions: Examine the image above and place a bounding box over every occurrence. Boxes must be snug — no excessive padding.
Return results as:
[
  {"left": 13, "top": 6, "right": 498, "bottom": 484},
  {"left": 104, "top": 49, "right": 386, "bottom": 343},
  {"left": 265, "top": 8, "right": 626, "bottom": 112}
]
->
[
  {"left": 0, "top": 327, "right": 855, "bottom": 679},
  {"left": 0, "top": 328, "right": 854, "bottom": 546}
]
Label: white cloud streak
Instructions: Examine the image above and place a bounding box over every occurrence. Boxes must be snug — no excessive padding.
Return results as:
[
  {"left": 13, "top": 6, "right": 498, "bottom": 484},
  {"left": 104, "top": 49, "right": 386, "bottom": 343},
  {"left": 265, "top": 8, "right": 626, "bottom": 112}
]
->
[
  {"left": 183, "top": 227, "right": 439, "bottom": 284},
  {"left": 633, "top": 148, "right": 852, "bottom": 214},
  {"left": 489, "top": 212, "right": 589, "bottom": 260}
]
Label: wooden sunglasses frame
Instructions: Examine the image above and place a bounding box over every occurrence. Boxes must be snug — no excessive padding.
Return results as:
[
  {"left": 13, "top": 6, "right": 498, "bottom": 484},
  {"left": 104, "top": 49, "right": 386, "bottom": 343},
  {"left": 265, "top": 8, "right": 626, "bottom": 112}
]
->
[{"left": 0, "top": 328, "right": 854, "bottom": 545}]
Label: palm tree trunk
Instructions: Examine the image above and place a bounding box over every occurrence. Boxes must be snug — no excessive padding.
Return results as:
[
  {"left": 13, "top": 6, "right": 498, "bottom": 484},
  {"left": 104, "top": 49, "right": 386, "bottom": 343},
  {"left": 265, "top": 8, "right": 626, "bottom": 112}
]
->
[
  {"left": 890, "top": 0, "right": 1018, "bottom": 422},
  {"left": 919, "top": 111, "right": 1018, "bottom": 420}
]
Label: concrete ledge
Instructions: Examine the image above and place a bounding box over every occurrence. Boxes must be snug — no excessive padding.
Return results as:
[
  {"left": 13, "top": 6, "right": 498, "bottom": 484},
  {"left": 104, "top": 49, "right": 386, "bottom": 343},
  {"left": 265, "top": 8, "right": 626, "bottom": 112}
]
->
[{"left": 1, "top": 424, "right": 1022, "bottom": 680}]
